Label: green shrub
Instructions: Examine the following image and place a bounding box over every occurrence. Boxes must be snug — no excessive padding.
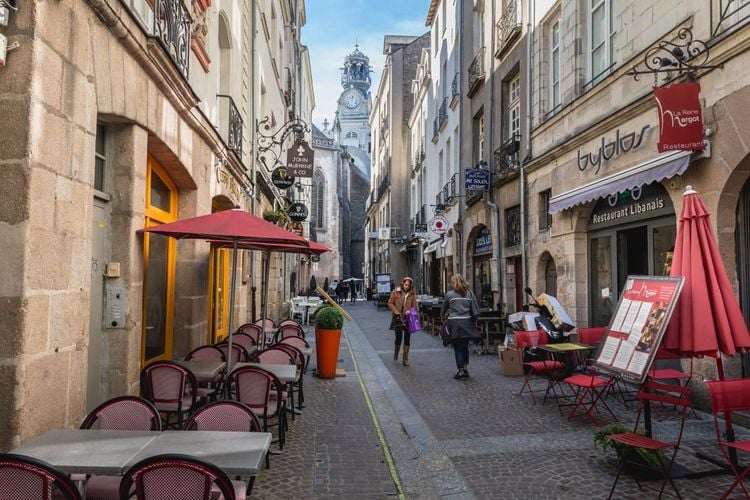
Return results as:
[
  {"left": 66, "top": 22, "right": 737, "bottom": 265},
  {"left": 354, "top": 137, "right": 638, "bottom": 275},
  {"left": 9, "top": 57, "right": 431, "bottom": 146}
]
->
[{"left": 314, "top": 305, "right": 344, "bottom": 330}]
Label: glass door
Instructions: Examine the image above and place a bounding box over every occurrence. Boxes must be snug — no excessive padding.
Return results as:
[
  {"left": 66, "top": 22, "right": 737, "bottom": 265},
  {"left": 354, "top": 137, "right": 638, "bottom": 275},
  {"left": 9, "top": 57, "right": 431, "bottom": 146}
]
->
[
  {"left": 142, "top": 157, "right": 177, "bottom": 363},
  {"left": 209, "top": 247, "right": 229, "bottom": 343},
  {"left": 590, "top": 235, "right": 615, "bottom": 328}
]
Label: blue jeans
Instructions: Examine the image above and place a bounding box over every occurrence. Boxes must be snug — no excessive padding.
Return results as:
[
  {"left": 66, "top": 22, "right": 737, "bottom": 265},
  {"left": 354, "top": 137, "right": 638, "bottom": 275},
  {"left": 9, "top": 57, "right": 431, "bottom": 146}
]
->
[{"left": 453, "top": 338, "right": 470, "bottom": 369}]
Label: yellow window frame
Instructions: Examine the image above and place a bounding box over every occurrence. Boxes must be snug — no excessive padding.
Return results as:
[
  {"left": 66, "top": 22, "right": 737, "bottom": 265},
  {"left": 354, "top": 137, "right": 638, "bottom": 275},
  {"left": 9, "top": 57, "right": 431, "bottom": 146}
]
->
[{"left": 208, "top": 246, "right": 230, "bottom": 343}]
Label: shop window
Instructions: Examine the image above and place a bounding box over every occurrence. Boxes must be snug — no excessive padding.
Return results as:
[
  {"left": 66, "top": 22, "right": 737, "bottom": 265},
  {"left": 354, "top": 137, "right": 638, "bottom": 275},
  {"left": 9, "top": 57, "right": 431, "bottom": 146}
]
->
[
  {"left": 539, "top": 189, "right": 552, "bottom": 230},
  {"left": 505, "top": 205, "right": 521, "bottom": 247},
  {"left": 94, "top": 123, "right": 107, "bottom": 193},
  {"left": 508, "top": 76, "right": 521, "bottom": 140}
]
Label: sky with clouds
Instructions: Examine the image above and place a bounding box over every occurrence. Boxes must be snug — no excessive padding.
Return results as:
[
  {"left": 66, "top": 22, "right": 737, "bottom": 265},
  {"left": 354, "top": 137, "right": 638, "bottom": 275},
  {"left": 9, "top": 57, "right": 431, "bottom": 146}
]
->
[{"left": 302, "top": 0, "right": 432, "bottom": 128}]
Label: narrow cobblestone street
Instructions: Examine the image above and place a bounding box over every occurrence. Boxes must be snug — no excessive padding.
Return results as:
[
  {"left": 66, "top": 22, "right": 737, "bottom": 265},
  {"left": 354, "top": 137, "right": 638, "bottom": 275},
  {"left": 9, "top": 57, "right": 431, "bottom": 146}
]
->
[{"left": 253, "top": 301, "right": 750, "bottom": 499}]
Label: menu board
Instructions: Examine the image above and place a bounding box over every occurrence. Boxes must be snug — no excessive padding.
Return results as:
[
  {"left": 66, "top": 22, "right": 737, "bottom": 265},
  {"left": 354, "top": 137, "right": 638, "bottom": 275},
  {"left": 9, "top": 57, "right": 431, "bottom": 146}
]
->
[{"left": 593, "top": 275, "right": 684, "bottom": 383}]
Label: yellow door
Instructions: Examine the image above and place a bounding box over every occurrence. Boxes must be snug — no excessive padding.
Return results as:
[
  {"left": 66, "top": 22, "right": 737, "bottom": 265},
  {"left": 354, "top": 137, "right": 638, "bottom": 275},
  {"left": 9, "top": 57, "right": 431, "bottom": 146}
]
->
[
  {"left": 142, "top": 156, "right": 178, "bottom": 363},
  {"left": 209, "top": 246, "right": 230, "bottom": 343}
]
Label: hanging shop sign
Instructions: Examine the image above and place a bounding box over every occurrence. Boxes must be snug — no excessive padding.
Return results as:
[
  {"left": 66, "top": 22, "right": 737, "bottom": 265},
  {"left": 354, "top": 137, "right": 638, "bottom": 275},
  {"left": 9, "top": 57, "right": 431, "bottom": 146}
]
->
[
  {"left": 430, "top": 215, "right": 449, "bottom": 235},
  {"left": 288, "top": 202, "right": 308, "bottom": 222},
  {"left": 286, "top": 139, "right": 315, "bottom": 177},
  {"left": 653, "top": 82, "right": 705, "bottom": 153},
  {"left": 271, "top": 166, "right": 295, "bottom": 189},
  {"left": 311, "top": 254, "right": 320, "bottom": 263},
  {"left": 465, "top": 168, "right": 491, "bottom": 191},
  {"left": 414, "top": 223, "right": 429, "bottom": 239},
  {"left": 577, "top": 126, "right": 650, "bottom": 174},
  {"left": 377, "top": 227, "right": 392, "bottom": 240},
  {"left": 473, "top": 227, "right": 493, "bottom": 255}
]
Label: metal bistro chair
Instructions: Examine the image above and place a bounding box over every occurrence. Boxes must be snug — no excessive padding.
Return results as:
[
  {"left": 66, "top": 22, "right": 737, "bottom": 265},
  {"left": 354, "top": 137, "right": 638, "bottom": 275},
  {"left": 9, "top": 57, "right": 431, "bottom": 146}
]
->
[
  {"left": 515, "top": 330, "right": 565, "bottom": 404},
  {"left": 237, "top": 323, "right": 263, "bottom": 346},
  {"left": 0, "top": 453, "right": 82, "bottom": 500},
  {"left": 280, "top": 336, "right": 311, "bottom": 373},
  {"left": 140, "top": 361, "right": 198, "bottom": 429},
  {"left": 185, "top": 344, "right": 227, "bottom": 400},
  {"left": 229, "top": 366, "right": 287, "bottom": 450},
  {"left": 608, "top": 381, "right": 692, "bottom": 500},
  {"left": 257, "top": 347, "right": 300, "bottom": 420},
  {"left": 275, "top": 324, "right": 305, "bottom": 343},
  {"left": 184, "top": 401, "right": 264, "bottom": 496},
  {"left": 272, "top": 343, "right": 306, "bottom": 410},
  {"left": 279, "top": 318, "right": 303, "bottom": 329},
  {"left": 78, "top": 396, "right": 162, "bottom": 500},
  {"left": 119, "top": 454, "right": 237, "bottom": 500}
]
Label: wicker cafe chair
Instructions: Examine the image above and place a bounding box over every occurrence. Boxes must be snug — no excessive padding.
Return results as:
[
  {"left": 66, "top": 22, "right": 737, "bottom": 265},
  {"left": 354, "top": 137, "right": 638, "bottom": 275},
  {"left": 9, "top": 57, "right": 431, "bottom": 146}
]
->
[
  {"left": 705, "top": 379, "right": 750, "bottom": 500},
  {"left": 184, "top": 401, "right": 264, "bottom": 495},
  {"left": 280, "top": 336, "right": 311, "bottom": 373},
  {"left": 185, "top": 344, "right": 227, "bottom": 400},
  {"left": 78, "top": 396, "right": 162, "bottom": 500},
  {"left": 216, "top": 342, "right": 250, "bottom": 364},
  {"left": 515, "top": 330, "right": 565, "bottom": 404},
  {"left": 607, "top": 381, "right": 692, "bottom": 500},
  {"left": 119, "top": 454, "right": 236, "bottom": 500},
  {"left": 232, "top": 332, "right": 257, "bottom": 351},
  {"left": 275, "top": 324, "right": 305, "bottom": 343},
  {"left": 140, "top": 361, "right": 198, "bottom": 429},
  {"left": 229, "top": 366, "right": 287, "bottom": 450},
  {"left": 257, "top": 347, "right": 300, "bottom": 420},
  {"left": 237, "top": 323, "right": 263, "bottom": 345},
  {"left": 272, "top": 343, "right": 306, "bottom": 410},
  {"left": 279, "top": 318, "right": 303, "bottom": 329},
  {"left": 0, "top": 453, "right": 82, "bottom": 500}
]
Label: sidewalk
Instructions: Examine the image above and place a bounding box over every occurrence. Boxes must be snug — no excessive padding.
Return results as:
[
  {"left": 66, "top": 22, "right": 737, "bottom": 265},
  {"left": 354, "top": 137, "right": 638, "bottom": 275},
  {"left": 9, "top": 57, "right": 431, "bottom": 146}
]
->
[{"left": 251, "top": 302, "right": 748, "bottom": 499}]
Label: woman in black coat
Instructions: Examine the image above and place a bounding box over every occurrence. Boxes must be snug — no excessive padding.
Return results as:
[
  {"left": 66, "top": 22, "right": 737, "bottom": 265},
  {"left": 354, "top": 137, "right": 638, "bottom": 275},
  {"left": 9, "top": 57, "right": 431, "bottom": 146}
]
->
[{"left": 441, "top": 274, "right": 481, "bottom": 380}]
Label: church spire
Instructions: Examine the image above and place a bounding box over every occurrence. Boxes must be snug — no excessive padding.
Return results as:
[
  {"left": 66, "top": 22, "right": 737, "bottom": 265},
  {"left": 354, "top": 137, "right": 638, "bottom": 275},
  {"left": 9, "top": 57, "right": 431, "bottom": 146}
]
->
[{"left": 340, "top": 45, "right": 372, "bottom": 91}]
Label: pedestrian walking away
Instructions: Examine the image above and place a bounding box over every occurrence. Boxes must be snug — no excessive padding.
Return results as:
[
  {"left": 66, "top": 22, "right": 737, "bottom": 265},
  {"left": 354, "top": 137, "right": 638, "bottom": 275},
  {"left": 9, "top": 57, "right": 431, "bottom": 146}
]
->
[
  {"left": 441, "top": 274, "right": 481, "bottom": 380},
  {"left": 350, "top": 283, "right": 357, "bottom": 303},
  {"left": 387, "top": 276, "right": 417, "bottom": 366}
]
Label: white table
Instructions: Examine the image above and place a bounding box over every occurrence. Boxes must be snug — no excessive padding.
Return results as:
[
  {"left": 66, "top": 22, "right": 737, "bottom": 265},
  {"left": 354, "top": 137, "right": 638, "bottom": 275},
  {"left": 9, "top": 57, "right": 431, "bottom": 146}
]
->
[{"left": 10, "top": 429, "right": 272, "bottom": 477}]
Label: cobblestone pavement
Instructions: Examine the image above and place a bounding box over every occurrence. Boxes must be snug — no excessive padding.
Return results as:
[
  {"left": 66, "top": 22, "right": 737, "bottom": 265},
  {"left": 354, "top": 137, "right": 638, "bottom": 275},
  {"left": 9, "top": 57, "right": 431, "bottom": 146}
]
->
[{"left": 248, "top": 302, "right": 750, "bottom": 499}]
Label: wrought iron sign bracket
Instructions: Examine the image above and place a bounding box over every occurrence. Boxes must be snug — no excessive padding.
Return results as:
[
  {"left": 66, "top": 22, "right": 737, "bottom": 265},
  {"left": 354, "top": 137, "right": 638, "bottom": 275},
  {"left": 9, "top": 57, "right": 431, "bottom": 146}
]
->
[
  {"left": 627, "top": 28, "right": 722, "bottom": 84},
  {"left": 256, "top": 115, "right": 310, "bottom": 171}
]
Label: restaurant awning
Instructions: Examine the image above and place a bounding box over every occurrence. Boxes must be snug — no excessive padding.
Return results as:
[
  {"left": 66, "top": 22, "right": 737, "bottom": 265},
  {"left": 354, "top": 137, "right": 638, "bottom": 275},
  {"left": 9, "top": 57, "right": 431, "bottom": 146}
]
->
[
  {"left": 423, "top": 242, "right": 438, "bottom": 255},
  {"left": 438, "top": 237, "right": 453, "bottom": 258},
  {"left": 548, "top": 144, "right": 710, "bottom": 214}
]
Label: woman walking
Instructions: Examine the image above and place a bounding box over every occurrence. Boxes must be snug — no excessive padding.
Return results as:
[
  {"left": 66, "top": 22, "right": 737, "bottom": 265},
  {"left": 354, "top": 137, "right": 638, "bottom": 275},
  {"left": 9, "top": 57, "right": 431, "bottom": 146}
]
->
[
  {"left": 441, "top": 274, "right": 481, "bottom": 380},
  {"left": 387, "top": 276, "right": 417, "bottom": 366}
]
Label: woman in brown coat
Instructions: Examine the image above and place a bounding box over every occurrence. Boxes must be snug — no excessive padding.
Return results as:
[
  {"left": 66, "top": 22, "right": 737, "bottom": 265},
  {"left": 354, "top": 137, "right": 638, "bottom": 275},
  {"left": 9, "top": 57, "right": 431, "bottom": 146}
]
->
[{"left": 387, "top": 276, "right": 418, "bottom": 366}]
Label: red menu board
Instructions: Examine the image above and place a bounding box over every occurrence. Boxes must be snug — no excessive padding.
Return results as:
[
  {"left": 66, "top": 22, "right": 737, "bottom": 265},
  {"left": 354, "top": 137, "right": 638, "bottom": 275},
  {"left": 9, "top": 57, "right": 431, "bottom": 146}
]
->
[{"left": 594, "top": 275, "right": 684, "bottom": 383}]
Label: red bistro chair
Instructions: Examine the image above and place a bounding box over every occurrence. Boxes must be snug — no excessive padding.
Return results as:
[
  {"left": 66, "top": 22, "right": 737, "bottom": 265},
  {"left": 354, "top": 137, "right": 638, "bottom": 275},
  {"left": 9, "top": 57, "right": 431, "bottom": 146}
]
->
[
  {"left": 229, "top": 366, "right": 287, "bottom": 449},
  {"left": 237, "top": 323, "right": 263, "bottom": 345},
  {"left": 275, "top": 324, "right": 305, "bottom": 342},
  {"left": 608, "top": 381, "right": 692, "bottom": 499},
  {"left": 279, "top": 318, "right": 303, "bottom": 329},
  {"left": 216, "top": 342, "right": 250, "bottom": 364},
  {"left": 280, "top": 336, "right": 311, "bottom": 373},
  {"left": 78, "top": 396, "right": 162, "bottom": 499},
  {"left": 140, "top": 361, "right": 198, "bottom": 429},
  {"left": 233, "top": 332, "right": 257, "bottom": 351},
  {"left": 185, "top": 344, "right": 227, "bottom": 397},
  {"left": 254, "top": 318, "right": 276, "bottom": 331},
  {"left": 705, "top": 379, "right": 750, "bottom": 500},
  {"left": 257, "top": 347, "right": 299, "bottom": 420},
  {"left": 273, "top": 343, "right": 306, "bottom": 410},
  {"left": 561, "top": 371, "right": 617, "bottom": 424},
  {"left": 120, "top": 454, "right": 237, "bottom": 500},
  {"left": 0, "top": 453, "right": 82, "bottom": 500},
  {"left": 577, "top": 327, "right": 607, "bottom": 371},
  {"left": 515, "top": 330, "right": 565, "bottom": 404}
]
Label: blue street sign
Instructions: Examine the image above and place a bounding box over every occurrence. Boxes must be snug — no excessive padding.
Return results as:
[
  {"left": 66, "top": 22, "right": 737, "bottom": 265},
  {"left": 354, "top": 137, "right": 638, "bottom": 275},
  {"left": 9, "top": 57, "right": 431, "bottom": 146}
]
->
[{"left": 465, "top": 168, "right": 490, "bottom": 191}]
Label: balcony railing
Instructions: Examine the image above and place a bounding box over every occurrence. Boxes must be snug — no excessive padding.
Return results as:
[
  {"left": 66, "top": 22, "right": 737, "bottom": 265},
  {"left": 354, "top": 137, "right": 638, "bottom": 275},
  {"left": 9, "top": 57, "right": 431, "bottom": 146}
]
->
[
  {"left": 432, "top": 116, "right": 440, "bottom": 142},
  {"left": 217, "top": 95, "right": 243, "bottom": 159},
  {"left": 153, "top": 0, "right": 192, "bottom": 79},
  {"left": 505, "top": 205, "right": 521, "bottom": 247},
  {"left": 377, "top": 171, "right": 390, "bottom": 201},
  {"left": 284, "top": 68, "right": 295, "bottom": 108},
  {"left": 467, "top": 47, "right": 486, "bottom": 96},
  {"left": 419, "top": 204, "right": 426, "bottom": 225},
  {"left": 492, "top": 134, "right": 520, "bottom": 182},
  {"left": 438, "top": 97, "right": 448, "bottom": 130},
  {"left": 451, "top": 72, "right": 460, "bottom": 107},
  {"left": 496, "top": 0, "right": 522, "bottom": 58},
  {"left": 450, "top": 172, "right": 458, "bottom": 199}
]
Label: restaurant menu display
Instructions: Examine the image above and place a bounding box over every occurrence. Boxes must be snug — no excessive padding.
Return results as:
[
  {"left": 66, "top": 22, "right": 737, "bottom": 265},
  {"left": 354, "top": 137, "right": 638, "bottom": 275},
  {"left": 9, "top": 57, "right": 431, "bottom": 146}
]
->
[{"left": 594, "top": 275, "right": 684, "bottom": 383}]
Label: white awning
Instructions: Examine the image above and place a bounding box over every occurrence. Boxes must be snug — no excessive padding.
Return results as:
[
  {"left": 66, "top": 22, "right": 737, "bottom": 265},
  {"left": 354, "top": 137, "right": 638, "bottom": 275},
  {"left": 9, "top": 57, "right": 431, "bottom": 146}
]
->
[
  {"left": 423, "top": 242, "right": 438, "bottom": 255},
  {"left": 548, "top": 144, "right": 709, "bottom": 214},
  {"left": 441, "top": 237, "right": 453, "bottom": 257}
]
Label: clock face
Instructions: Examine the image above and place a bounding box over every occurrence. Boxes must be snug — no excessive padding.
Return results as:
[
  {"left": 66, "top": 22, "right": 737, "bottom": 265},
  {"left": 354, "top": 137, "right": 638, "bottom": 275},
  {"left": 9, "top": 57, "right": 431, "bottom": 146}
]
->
[{"left": 344, "top": 91, "right": 361, "bottom": 109}]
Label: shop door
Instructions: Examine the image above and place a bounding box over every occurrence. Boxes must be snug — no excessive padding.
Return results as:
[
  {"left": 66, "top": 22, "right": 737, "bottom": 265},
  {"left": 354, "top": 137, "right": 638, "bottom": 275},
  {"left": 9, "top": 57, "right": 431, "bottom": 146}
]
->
[
  {"left": 209, "top": 247, "right": 229, "bottom": 343},
  {"left": 737, "top": 178, "right": 750, "bottom": 376},
  {"left": 87, "top": 199, "right": 109, "bottom": 410},
  {"left": 514, "top": 257, "right": 523, "bottom": 311},
  {"left": 616, "top": 226, "right": 649, "bottom": 294}
]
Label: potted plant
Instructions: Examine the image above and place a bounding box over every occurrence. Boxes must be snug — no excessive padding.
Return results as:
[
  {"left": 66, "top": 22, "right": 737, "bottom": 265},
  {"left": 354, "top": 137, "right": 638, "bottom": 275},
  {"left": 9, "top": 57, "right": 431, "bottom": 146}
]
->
[
  {"left": 314, "top": 305, "right": 344, "bottom": 379},
  {"left": 262, "top": 209, "right": 286, "bottom": 224},
  {"left": 594, "top": 424, "right": 666, "bottom": 480}
]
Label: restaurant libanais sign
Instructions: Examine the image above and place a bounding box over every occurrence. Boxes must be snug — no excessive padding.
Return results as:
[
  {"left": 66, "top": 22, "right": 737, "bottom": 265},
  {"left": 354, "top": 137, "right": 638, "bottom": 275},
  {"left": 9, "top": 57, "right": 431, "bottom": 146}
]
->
[{"left": 589, "top": 184, "right": 673, "bottom": 229}]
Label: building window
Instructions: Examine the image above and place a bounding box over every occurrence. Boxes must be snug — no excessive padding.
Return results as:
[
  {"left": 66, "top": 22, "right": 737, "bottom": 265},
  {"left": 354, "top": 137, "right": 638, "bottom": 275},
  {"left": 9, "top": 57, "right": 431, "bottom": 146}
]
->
[
  {"left": 508, "top": 76, "right": 521, "bottom": 139},
  {"left": 589, "top": 0, "right": 616, "bottom": 86},
  {"left": 539, "top": 189, "right": 552, "bottom": 230},
  {"left": 94, "top": 123, "right": 107, "bottom": 192},
  {"left": 473, "top": 111, "right": 485, "bottom": 165},
  {"left": 312, "top": 170, "right": 326, "bottom": 229},
  {"left": 505, "top": 205, "right": 521, "bottom": 247},
  {"left": 345, "top": 131, "right": 358, "bottom": 139},
  {"left": 550, "top": 20, "right": 560, "bottom": 111}
]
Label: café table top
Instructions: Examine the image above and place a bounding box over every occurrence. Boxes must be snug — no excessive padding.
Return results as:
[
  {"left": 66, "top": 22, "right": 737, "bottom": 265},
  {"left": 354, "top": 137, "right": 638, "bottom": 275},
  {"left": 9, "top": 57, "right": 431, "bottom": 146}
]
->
[
  {"left": 10, "top": 429, "right": 272, "bottom": 477},
  {"left": 172, "top": 359, "right": 225, "bottom": 380},
  {"left": 127, "top": 430, "right": 271, "bottom": 476},
  {"left": 10, "top": 429, "right": 157, "bottom": 475},
  {"left": 537, "top": 342, "right": 593, "bottom": 352},
  {"left": 233, "top": 362, "right": 297, "bottom": 383}
]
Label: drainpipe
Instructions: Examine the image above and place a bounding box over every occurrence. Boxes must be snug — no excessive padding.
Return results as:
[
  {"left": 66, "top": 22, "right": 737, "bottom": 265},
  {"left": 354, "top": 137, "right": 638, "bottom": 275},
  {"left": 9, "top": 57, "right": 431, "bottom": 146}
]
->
[
  {"left": 457, "top": 0, "right": 465, "bottom": 277},
  {"left": 521, "top": 0, "right": 534, "bottom": 293},
  {"left": 486, "top": 0, "right": 502, "bottom": 310},
  {"left": 249, "top": 0, "right": 258, "bottom": 320}
]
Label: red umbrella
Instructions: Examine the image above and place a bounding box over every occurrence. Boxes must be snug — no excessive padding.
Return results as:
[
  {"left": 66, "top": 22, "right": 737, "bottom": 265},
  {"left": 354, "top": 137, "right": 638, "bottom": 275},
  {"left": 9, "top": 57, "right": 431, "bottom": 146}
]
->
[
  {"left": 211, "top": 239, "right": 329, "bottom": 255},
  {"left": 662, "top": 186, "right": 750, "bottom": 366},
  {"left": 138, "top": 208, "right": 309, "bottom": 391}
]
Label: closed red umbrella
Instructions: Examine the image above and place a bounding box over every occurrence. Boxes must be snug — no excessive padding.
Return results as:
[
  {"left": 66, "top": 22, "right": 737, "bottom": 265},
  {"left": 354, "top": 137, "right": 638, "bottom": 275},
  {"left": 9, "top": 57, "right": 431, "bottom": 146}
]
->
[{"left": 662, "top": 187, "right": 750, "bottom": 364}]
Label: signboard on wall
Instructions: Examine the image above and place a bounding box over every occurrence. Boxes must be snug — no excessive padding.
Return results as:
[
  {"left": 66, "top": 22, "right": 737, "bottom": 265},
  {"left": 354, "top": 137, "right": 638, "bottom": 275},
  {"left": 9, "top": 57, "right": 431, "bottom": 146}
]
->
[
  {"left": 465, "top": 168, "right": 491, "bottom": 191},
  {"left": 430, "top": 215, "right": 449, "bottom": 234},
  {"left": 271, "top": 167, "right": 295, "bottom": 189},
  {"left": 594, "top": 275, "right": 684, "bottom": 383},
  {"left": 473, "top": 227, "right": 492, "bottom": 255},
  {"left": 653, "top": 82, "right": 705, "bottom": 153},
  {"left": 288, "top": 202, "right": 309, "bottom": 222},
  {"left": 286, "top": 139, "right": 315, "bottom": 177}
]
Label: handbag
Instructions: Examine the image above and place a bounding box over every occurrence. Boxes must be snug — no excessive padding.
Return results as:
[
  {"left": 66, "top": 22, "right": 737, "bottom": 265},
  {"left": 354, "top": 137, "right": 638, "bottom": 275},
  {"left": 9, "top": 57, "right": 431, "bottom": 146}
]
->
[
  {"left": 406, "top": 307, "right": 422, "bottom": 333},
  {"left": 439, "top": 323, "right": 452, "bottom": 346}
]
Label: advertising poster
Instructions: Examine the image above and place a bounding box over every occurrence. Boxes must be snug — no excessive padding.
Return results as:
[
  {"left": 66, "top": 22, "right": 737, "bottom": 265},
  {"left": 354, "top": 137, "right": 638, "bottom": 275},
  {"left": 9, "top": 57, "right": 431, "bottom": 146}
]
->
[{"left": 594, "top": 275, "right": 684, "bottom": 383}]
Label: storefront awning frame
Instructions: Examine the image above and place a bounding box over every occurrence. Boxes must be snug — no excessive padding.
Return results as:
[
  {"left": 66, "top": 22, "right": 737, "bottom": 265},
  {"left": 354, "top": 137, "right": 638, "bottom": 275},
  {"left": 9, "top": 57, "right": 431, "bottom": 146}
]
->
[{"left": 549, "top": 143, "right": 710, "bottom": 214}]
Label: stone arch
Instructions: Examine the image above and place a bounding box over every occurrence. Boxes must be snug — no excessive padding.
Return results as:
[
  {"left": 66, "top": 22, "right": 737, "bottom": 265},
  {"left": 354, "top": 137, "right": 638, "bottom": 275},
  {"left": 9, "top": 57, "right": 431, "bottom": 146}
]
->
[
  {"left": 537, "top": 251, "right": 558, "bottom": 297},
  {"left": 218, "top": 11, "right": 232, "bottom": 95},
  {"left": 464, "top": 223, "right": 489, "bottom": 277},
  {"left": 211, "top": 194, "right": 235, "bottom": 212}
]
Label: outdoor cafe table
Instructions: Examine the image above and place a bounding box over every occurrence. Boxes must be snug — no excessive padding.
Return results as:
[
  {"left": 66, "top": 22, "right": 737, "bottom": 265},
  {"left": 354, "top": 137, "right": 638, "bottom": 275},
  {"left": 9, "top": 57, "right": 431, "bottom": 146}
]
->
[
  {"left": 537, "top": 342, "right": 594, "bottom": 375},
  {"left": 10, "top": 429, "right": 272, "bottom": 477},
  {"left": 172, "top": 359, "right": 225, "bottom": 382},
  {"left": 233, "top": 362, "right": 297, "bottom": 383},
  {"left": 475, "top": 316, "right": 504, "bottom": 355}
]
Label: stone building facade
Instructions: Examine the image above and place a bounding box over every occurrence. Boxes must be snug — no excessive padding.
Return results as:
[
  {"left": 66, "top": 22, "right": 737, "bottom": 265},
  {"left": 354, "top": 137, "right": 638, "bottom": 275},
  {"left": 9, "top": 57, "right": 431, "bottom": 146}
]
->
[{"left": 0, "top": 0, "right": 312, "bottom": 449}]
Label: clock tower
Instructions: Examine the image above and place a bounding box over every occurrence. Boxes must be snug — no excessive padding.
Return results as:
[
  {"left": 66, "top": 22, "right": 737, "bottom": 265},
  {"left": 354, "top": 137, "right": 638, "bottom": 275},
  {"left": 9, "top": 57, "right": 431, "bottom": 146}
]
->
[{"left": 335, "top": 46, "right": 372, "bottom": 151}]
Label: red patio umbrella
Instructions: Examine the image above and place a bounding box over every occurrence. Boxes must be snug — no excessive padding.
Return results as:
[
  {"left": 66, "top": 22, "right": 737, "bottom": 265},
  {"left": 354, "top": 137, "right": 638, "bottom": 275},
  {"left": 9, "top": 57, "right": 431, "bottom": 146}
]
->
[
  {"left": 662, "top": 186, "right": 750, "bottom": 367},
  {"left": 138, "top": 208, "right": 309, "bottom": 391}
]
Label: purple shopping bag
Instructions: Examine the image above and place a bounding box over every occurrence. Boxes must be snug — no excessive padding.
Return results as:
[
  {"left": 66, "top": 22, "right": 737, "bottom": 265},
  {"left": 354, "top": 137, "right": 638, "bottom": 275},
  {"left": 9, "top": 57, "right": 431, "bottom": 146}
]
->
[{"left": 406, "top": 307, "right": 422, "bottom": 333}]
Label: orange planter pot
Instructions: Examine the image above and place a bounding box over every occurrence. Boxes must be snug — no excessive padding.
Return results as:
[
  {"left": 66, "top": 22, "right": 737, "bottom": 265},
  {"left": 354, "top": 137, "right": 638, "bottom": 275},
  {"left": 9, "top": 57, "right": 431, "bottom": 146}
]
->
[{"left": 315, "top": 327, "right": 342, "bottom": 379}]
